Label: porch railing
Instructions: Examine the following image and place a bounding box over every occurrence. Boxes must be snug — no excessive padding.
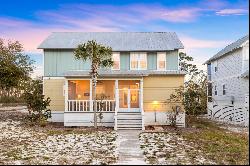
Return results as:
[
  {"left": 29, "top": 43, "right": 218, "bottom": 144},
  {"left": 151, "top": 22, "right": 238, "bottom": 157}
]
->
[{"left": 66, "top": 100, "right": 115, "bottom": 112}]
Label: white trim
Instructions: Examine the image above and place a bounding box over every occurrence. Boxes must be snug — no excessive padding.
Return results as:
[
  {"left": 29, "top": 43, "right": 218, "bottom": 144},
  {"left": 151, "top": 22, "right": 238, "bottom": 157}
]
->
[
  {"left": 43, "top": 77, "right": 65, "bottom": 80},
  {"left": 130, "top": 52, "right": 147, "bottom": 70},
  {"left": 157, "top": 52, "right": 167, "bottom": 71},
  {"left": 112, "top": 52, "right": 120, "bottom": 70},
  {"left": 66, "top": 78, "right": 142, "bottom": 80},
  {"left": 140, "top": 79, "right": 145, "bottom": 130},
  {"left": 65, "top": 79, "right": 68, "bottom": 112},
  {"left": 90, "top": 79, "right": 93, "bottom": 112}
]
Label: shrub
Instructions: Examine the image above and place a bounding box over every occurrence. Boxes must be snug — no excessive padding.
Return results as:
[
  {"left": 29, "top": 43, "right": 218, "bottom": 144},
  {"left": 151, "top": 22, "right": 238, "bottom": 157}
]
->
[{"left": 23, "top": 79, "right": 51, "bottom": 126}]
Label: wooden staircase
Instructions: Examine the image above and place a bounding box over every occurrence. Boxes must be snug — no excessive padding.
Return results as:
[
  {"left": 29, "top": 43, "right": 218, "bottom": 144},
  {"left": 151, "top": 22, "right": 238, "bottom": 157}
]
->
[{"left": 116, "top": 112, "right": 143, "bottom": 130}]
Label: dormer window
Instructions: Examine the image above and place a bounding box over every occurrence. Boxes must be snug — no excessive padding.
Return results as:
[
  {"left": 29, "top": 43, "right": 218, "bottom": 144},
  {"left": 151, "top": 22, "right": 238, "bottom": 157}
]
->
[
  {"left": 157, "top": 52, "right": 166, "bottom": 70},
  {"left": 112, "top": 52, "right": 120, "bottom": 70}
]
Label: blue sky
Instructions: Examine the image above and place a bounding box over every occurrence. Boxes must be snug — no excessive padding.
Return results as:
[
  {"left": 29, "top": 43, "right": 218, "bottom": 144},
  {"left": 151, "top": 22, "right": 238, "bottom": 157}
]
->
[{"left": 0, "top": 0, "right": 249, "bottom": 77}]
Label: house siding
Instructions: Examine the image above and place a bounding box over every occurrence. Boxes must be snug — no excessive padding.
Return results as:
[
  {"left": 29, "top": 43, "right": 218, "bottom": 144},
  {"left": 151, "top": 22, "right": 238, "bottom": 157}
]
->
[
  {"left": 166, "top": 50, "right": 179, "bottom": 70},
  {"left": 120, "top": 52, "right": 130, "bottom": 70},
  {"left": 211, "top": 48, "right": 249, "bottom": 105},
  {"left": 43, "top": 79, "right": 65, "bottom": 111},
  {"left": 147, "top": 52, "right": 157, "bottom": 70},
  {"left": 44, "top": 50, "right": 179, "bottom": 76},
  {"left": 143, "top": 75, "right": 184, "bottom": 112}
]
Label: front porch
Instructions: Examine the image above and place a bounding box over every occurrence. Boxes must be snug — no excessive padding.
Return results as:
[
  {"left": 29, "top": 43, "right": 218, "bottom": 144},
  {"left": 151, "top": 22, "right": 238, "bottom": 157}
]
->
[{"left": 64, "top": 79, "right": 144, "bottom": 129}]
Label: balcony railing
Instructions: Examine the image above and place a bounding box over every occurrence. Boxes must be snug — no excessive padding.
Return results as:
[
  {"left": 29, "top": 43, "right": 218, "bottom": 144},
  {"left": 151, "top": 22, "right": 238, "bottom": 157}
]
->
[{"left": 66, "top": 100, "right": 115, "bottom": 112}]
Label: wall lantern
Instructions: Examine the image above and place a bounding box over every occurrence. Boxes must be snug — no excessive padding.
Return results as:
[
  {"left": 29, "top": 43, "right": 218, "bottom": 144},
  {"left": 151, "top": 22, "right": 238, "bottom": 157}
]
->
[{"left": 153, "top": 101, "right": 159, "bottom": 122}]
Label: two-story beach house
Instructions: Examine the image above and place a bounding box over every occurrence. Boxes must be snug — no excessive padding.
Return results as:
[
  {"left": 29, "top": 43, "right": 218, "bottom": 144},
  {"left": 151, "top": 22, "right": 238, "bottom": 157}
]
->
[
  {"left": 38, "top": 32, "right": 186, "bottom": 130},
  {"left": 205, "top": 35, "right": 249, "bottom": 126}
]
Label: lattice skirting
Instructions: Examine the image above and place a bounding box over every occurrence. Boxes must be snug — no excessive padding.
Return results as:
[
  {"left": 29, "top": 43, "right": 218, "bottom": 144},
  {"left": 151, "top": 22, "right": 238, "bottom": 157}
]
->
[{"left": 207, "top": 104, "right": 249, "bottom": 126}]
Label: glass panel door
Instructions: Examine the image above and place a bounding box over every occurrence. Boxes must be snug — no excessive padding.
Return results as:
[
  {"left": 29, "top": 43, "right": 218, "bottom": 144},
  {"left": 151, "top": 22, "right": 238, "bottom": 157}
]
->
[
  {"left": 119, "top": 89, "right": 128, "bottom": 108},
  {"left": 130, "top": 89, "right": 139, "bottom": 108}
]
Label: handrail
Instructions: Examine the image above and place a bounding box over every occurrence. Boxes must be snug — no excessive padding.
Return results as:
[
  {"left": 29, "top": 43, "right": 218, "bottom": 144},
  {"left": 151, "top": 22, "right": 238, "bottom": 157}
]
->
[{"left": 66, "top": 100, "right": 115, "bottom": 112}]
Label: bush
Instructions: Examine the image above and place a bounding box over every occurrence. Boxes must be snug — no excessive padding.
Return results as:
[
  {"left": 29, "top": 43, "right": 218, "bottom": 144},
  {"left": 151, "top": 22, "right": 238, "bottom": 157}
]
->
[{"left": 23, "top": 79, "right": 51, "bottom": 126}]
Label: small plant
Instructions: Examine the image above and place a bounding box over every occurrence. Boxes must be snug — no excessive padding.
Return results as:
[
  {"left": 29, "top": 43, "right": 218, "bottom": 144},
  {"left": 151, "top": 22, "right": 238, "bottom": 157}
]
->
[
  {"left": 96, "top": 93, "right": 109, "bottom": 127},
  {"left": 23, "top": 79, "right": 51, "bottom": 126}
]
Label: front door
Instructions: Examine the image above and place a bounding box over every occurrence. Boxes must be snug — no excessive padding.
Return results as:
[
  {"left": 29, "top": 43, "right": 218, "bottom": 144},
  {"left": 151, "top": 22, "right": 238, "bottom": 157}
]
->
[{"left": 119, "top": 88, "right": 140, "bottom": 112}]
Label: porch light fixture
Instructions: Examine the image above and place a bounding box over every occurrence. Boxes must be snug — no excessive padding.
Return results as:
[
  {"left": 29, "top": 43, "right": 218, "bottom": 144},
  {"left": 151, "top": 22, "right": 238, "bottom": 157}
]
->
[{"left": 153, "top": 101, "right": 159, "bottom": 123}]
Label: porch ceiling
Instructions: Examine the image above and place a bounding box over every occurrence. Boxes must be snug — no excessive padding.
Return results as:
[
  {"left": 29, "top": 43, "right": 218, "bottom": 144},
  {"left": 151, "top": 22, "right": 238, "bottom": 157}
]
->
[{"left": 64, "top": 70, "right": 186, "bottom": 78}]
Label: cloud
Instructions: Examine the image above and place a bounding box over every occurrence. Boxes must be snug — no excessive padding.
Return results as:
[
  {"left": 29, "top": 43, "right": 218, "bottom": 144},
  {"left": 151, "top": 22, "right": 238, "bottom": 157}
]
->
[
  {"left": 180, "top": 36, "right": 230, "bottom": 49},
  {"left": 216, "top": 9, "right": 249, "bottom": 16}
]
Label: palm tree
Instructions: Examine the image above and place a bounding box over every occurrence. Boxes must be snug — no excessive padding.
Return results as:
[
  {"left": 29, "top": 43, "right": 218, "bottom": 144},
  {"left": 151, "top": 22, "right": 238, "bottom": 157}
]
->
[{"left": 74, "top": 40, "right": 113, "bottom": 128}]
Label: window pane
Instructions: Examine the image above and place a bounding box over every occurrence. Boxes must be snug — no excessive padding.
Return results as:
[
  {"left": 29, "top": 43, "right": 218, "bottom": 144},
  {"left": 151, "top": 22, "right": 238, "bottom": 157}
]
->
[
  {"left": 139, "top": 53, "right": 147, "bottom": 69},
  {"left": 68, "top": 80, "right": 90, "bottom": 100},
  {"left": 113, "top": 61, "right": 120, "bottom": 69},
  {"left": 140, "top": 61, "right": 147, "bottom": 69},
  {"left": 157, "top": 53, "right": 166, "bottom": 70},
  {"left": 130, "top": 90, "right": 139, "bottom": 108},
  {"left": 95, "top": 80, "right": 115, "bottom": 100},
  {"left": 112, "top": 53, "right": 120, "bottom": 70},
  {"left": 130, "top": 53, "right": 139, "bottom": 69},
  {"left": 159, "top": 61, "right": 165, "bottom": 69}
]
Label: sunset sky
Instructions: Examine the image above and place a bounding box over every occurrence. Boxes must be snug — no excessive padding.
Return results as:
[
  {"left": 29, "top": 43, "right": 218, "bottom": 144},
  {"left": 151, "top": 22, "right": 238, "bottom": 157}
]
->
[{"left": 0, "top": 0, "right": 249, "bottom": 77}]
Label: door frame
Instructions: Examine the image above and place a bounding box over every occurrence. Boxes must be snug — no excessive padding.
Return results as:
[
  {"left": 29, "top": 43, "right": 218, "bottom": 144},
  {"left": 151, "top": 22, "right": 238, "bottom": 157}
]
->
[{"left": 118, "top": 88, "right": 140, "bottom": 112}]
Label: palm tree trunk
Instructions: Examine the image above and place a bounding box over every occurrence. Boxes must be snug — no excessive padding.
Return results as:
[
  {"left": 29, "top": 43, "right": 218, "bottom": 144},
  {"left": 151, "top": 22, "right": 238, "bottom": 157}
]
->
[{"left": 92, "top": 73, "right": 98, "bottom": 128}]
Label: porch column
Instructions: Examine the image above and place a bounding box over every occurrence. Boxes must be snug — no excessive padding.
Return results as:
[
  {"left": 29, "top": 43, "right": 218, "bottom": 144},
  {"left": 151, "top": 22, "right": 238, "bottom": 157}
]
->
[
  {"left": 90, "top": 79, "right": 93, "bottom": 111},
  {"left": 114, "top": 79, "right": 119, "bottom": 130},
  {"left": 64, "top": 79, "right": 68, "bottom": 112},
  {"left": 140, "top": 79, "right": 145, "bottom": 130}
]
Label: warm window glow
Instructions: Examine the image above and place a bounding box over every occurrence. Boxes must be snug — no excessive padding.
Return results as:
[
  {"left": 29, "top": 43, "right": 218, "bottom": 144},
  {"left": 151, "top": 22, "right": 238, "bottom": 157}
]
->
[
  {"left": 130, "top": 52, "right": 147, "bottom": 70},
  {"left": 157, "top": 52, "right": 166, "bottom": 70},
  {"left": 68, "top": 80, "right": 90, "bottom": 100},
  {"left": 112, "top": 52, "right": 120, "bottom": 70}
]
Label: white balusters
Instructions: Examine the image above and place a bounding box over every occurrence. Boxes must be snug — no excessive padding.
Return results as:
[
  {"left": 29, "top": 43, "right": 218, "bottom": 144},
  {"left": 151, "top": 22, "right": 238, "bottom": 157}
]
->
[{"left": 66, "top": 100, "right": 115, "bottom": 112}]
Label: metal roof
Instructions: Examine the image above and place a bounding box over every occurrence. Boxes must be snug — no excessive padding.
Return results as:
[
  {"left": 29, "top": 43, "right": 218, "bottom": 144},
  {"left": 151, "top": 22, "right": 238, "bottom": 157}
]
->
[
  {"left": 64, "top": 70, "right": 186, "bottom": 78},
  {"left": 38, "top": 32, "right": 184, "bottom": 51},
  {"left": 205, "top": 35, "right": 249, "bottom": 64}
]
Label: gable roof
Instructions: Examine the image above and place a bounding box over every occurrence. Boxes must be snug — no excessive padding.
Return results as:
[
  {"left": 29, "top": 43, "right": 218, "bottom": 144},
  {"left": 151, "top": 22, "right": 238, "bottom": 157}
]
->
[
  {"left": 205, "top": 35, "right": 249, "bottom": 64},
  {"left": 38, "top": 32, "right": 184, "bottom": 51}
]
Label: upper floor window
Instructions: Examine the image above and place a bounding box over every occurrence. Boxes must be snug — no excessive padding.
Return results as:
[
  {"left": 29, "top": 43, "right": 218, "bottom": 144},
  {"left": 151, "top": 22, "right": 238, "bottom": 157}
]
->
[
  {"left": 130, "top": 52, "right": 147, "bottom": 70},
  {"left": 223, "top": 84, "right": 226, "bottom": 95},
  {"left": 157, "top": 52, "right": 166, "bottom": 70},
  {"left": 214, "top": 61, "right": 218, "bottom": 73},
  {"left": 214, "top": 85, "right": 218, "bottom": 96},
  {"left": 112, "top": 52, "right": 120, "bottom": 70}
]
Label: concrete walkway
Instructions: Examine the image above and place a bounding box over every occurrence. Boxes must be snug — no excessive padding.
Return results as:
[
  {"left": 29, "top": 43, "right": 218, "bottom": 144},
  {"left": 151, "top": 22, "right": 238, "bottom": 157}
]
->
[{"left": 116, "top": 130, "right": 147, "bottom": 165}]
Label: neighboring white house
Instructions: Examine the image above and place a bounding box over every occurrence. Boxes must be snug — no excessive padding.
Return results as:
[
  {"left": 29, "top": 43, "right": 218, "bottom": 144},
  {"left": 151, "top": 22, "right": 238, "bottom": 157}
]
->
[{"left": 205, "top": 35, "right": 249, "bottom": 126}]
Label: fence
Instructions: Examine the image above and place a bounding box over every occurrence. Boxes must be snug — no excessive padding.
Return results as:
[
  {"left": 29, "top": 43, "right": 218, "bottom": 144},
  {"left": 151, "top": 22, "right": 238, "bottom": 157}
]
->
[{"left": 207, "top": 103, "right": 249, "bottom": 126}]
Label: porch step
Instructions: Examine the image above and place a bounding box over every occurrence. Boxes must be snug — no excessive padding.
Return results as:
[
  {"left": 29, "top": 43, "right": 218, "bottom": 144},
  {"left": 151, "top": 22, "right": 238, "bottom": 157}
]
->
[{"left": 116, "top": 112, "right": 143, "bottom": 130}]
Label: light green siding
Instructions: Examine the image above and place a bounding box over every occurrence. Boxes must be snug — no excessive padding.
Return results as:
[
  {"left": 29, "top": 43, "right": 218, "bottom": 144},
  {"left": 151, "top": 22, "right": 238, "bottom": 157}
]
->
[
  {"left": 44, "top": 50, "right": 179, "bottom": 76},
  {"left": 147, "top": 52, "right": 157, "bottom": 70},
  {"left": 120, "top": 52, "right": 130, "bottom": 70},
  {"left": 44, "top": 50, "right": 91, "bottom": 76},
  {"left": 166, "top": 50, "right": 179, "bottom": 70}
]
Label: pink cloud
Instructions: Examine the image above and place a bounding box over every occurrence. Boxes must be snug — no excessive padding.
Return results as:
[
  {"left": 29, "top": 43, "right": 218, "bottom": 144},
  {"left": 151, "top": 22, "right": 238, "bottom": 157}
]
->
[{"left": 180, "top": 36, "right": 231, "bottom": 49}]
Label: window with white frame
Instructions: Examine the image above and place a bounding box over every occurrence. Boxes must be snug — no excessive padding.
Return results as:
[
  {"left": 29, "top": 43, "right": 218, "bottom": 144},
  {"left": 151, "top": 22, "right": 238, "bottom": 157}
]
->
[
  {"left": 112, "top": 52, "right": 120, "bottom": 70},
  {"left": 223, "top": 84, "right": 226, "bottom": 95},
  {"left": 130, "top": 52, "right": 147, "bottom": 70},
  {"left": 214, "top": 85, "right": 218, "bottom": 96},
  {"left": 157, "top": 52, "right": 166, "bottom": 70}
]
